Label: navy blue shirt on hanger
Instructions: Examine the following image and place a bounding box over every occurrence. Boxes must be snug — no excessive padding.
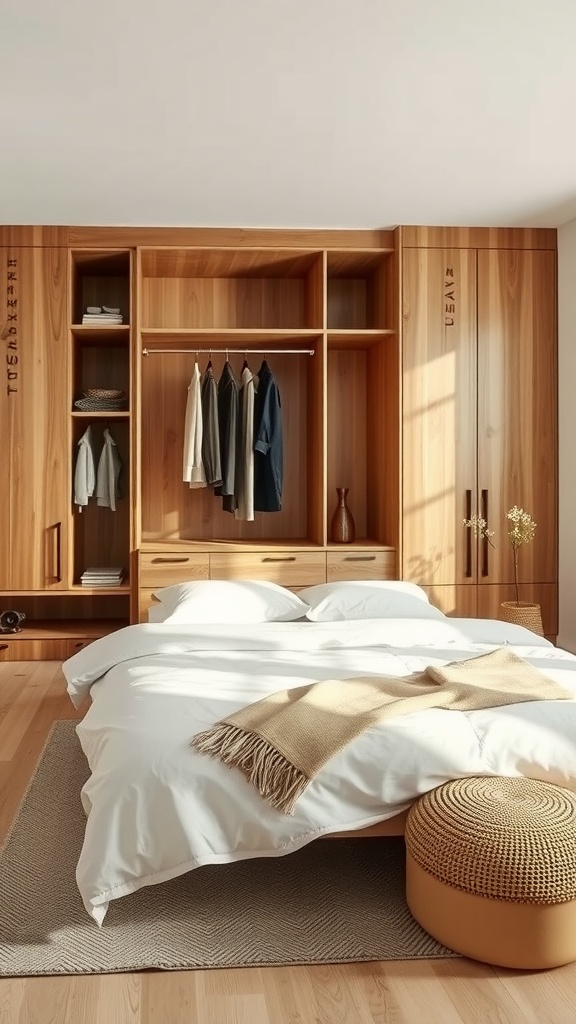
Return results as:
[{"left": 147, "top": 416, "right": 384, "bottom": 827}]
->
[{"left": 253, "top": 360, "right": 283, "bottom": 512}]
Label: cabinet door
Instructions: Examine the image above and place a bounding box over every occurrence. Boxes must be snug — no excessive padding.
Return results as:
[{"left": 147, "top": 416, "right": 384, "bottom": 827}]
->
[
  {"left": 402, "top": 248, "right": 478, "bottom": 587},
  {"left": 477, "top": 250, "right": 557, "bottom": 587},
  {"left": 1, "top": 248, "right": 68, "bottom": 590}
]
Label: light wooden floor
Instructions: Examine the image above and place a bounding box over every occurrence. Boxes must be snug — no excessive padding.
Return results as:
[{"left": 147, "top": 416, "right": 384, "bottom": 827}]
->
[{"left": 2, "top": 662, "right": 576, "bottom": 1024}]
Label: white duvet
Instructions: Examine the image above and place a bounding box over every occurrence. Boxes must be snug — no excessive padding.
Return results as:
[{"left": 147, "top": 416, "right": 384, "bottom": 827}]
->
[{"left": 62, "top": 618, "right": 576, "bottom": 923}]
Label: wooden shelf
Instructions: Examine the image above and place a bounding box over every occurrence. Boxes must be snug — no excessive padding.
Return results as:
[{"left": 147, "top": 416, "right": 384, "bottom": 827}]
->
[
  {"left": 71, "top": 411, "right": 130, "bottom": 419},
  {"left": 71, "top": 326, "right": 130, "bottom": 341},
  {"left": 2, "top": 619, "right": 123, "bottom": 641},
  {"left": 69, "top": 585, "right": 130, "bottom": 595},
  {"left": 140, "top": 248, "right": 320, "bottom": 278},
  {"left": 328, "top": 330, "right": 395, "bottom": 349},
  {"left": 326, "top": 250, "right": 394, "bottom": 275},
  {"left": 141, "top": 328, "right": 321, "bottom": 348}
]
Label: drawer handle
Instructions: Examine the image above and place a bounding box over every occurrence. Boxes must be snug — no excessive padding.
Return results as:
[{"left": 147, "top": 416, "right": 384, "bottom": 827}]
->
[
  {"left": 0, "top": 643, "right": 8, "bottom": 651},
  {"left": 151, "top": 557, "right": 191, "bottom": 564},
  {"left": 343, "top": 555, "right": 376, "bottom": 562},
  {"left": 261, "top": 556, "right": 297, "bottom": 563}
]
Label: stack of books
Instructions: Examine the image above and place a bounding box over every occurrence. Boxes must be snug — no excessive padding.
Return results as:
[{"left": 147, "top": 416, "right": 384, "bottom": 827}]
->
[
  {"left": 80, "top": 567, "right": 125, "bottom": 587},
  {"left": 81, "top": 305, "right": 124, "bottom": 325}
]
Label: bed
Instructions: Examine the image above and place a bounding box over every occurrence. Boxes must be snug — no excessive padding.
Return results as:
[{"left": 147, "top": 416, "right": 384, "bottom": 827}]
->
[{"left": 62, "top": 580, "right": 576, "bottom": 924}]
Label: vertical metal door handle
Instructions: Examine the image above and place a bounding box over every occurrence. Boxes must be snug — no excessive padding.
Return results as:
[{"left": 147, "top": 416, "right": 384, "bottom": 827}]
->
[
  {"left": 55, "top": 522, "right": 62, "bottom": 582},
  {"left": 465, "top": 490, "right": 472, "bottom": 578},
  {"left": 481, "top": 490, "right": 489, "bottom": 577}
]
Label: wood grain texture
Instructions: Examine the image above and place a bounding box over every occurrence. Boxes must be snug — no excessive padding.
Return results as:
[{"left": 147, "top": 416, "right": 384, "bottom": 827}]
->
[
  {"left": 402, "top": 226, "right": 557, "bottom": 250},
  {"left": 140, "top": 351, "right": 310, "bottom": 542},
  {"left": 1, "top": 247, "right": 69, "bottom": 590},
  {"left": 476, "top": 249, "right": 557, "bottom": 589},
  {"left": 401, "top": 248, "right": 478, "bottom": 587},
  {"left": 0, "top": 225, "right": 69, "bottom": 246},
  {"left": 67, "top": 226, "right": 393, "bottom": 249},
  {"left": 3, "top": 663, "right": 576, "bottom": 1019}
]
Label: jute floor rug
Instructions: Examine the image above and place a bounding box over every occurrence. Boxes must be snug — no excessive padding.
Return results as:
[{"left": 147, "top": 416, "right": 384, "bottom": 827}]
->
[{"left": 0, "top": 721, "right": 456, "bottom": 977}]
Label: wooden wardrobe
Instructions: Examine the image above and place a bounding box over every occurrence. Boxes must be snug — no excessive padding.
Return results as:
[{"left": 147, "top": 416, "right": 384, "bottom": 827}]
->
[
  {"left": 0, "top": 224, "right": 558, "bottom": 657},
  {"left": 401, "top": 227, "right": 558, "bottom": 637}
]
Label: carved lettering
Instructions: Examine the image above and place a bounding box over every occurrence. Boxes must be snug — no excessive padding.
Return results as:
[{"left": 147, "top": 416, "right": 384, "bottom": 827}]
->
[
  {"left": 444, "top": 266, "right": 456, "bottom": 327},
  {"left": 5, "top": 255, "right": 18, "bottom": 393}
]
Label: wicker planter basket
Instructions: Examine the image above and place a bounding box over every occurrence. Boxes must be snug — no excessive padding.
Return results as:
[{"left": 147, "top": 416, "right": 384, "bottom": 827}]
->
[{"left": 500, "top": 600, "right": 544, "bottom": 637}]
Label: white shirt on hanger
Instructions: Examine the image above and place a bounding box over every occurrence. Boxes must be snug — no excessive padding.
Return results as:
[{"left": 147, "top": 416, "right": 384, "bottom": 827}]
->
[
  {"left": 96, "top": 428, "right": 122, "bottom": 511},
  {"left": 183, "top": 362, "right": 207, "bottom": 488},
  {"left": 74, "top": 425, "right": 97, "bottom": 511}
]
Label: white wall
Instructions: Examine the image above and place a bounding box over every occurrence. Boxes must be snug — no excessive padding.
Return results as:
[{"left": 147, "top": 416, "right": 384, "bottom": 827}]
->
[{"left": 558, "top": 218, "right": 576, "bottom": 653}]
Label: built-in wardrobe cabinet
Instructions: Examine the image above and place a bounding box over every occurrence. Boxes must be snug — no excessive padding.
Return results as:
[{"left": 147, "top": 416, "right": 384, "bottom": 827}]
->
[
  {"left": 0, "top": 239, "right": 132, "bottom": 656},
  {"left": 135, "top": 241, "right": 400, "bottom": 618},
  {"left": 0, "top": 224, "right": 558, "bottom": 651},
  {"left": 401, "top": 227, "right": 557, "bottom": 635}
]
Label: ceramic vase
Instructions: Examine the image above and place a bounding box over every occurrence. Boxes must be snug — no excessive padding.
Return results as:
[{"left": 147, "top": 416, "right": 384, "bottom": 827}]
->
[{"left": 330, "top": 487, "right": 355, "bottom": 543}]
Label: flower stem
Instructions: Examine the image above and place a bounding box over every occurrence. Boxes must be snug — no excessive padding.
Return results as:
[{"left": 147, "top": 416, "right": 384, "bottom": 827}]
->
[{"left": 513, "top": 547, "right": 519, "bottom": 606}]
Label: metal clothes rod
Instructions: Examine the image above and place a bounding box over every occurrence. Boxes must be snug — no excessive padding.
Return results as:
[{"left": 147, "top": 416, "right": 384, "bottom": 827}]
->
[{"left": 142, "top": 347, "right": 315, "bottom": 356}]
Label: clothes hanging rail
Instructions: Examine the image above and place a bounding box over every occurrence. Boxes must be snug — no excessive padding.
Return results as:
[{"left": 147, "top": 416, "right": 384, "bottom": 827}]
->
[{"left": 142, "top": 347, "right": 315, "bottom": 356}]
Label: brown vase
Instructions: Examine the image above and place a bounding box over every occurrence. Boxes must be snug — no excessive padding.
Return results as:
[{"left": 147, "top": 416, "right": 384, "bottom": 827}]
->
[{"left": 330, "top": 487, "right": 355, "bottom": 544}]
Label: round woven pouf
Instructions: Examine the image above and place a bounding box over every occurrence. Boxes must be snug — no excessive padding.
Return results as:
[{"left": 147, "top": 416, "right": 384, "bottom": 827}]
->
[{"left": 405, "top": 776, "right": 576, "bottom": 969}]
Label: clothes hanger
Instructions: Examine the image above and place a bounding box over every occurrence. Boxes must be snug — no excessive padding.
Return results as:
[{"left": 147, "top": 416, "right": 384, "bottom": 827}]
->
[{"left": 241, "top": 347, "right": 249, "bottom": 371}]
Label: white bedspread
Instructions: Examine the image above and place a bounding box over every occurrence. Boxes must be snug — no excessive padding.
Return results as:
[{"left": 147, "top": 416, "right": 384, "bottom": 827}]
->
[{"left": 62, "top": 618, "right": 576, "bottom": 923}]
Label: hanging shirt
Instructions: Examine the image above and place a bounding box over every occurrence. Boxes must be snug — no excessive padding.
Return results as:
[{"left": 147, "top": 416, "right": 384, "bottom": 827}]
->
[
  {"left": 96, "top": 428, "right": 122, "bottom": 511},
  {"left": 73, "top": 425, "right": 97, "bottom": 511},
  {"left": 201, "top": 364, "right": 222, "bottom": 488},
  {"left": 253, "top": 360, "right": 283, "bottom": 513},
  {"left": 214, "top": 360, "right": 239, "bottom": 513},
  {"left": 234, "top": 364, "right": 257, "bottom": 522},
  {"left": 182, "top": 362, "right": 206, "bottom": 488}
]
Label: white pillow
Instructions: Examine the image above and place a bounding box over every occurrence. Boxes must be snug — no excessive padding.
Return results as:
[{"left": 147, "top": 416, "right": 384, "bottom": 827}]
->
[
  {"left": 152, "top": 579, "right": 310, "bottom": 624},
  {"left": 300, "top": 581, "right": 445, "bottom": 622}
]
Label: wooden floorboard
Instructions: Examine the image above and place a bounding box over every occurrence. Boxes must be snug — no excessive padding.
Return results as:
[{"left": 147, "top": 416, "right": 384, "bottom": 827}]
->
[{"left": 1, "top": 660, "right": 576, "bottom": 1023}]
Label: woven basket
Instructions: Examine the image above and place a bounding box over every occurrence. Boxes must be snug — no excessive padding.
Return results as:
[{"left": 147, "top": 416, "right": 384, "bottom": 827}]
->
[
  {"left": 500, "top": 600, "right": 544, "bottom": 636},
  {"left": 84, "top": 388, "right": 125, "bottom": 399}
]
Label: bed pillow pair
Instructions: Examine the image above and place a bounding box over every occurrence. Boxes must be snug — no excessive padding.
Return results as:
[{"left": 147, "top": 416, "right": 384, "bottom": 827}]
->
[{"left": 150, "top": 578, "right": 442, "bottom": 624}]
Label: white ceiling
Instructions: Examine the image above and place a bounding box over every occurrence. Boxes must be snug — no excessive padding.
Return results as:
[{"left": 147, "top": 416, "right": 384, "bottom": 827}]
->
[{"left": 3, "top": 0, "right": 576, "bottom": 230}]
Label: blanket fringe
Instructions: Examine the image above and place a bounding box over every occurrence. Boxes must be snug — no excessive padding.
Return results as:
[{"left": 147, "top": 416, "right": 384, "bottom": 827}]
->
[{"left": 192, "top": 724, "right": 309, "bottom": 815}]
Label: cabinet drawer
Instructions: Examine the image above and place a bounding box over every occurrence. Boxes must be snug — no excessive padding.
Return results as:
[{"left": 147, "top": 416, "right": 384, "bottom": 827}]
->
[
  {"left": 210, "top": 551, "right": 327, "bottom": 586},
  {"left": 326, "top": 550, "right": 396, "bottom": 582},
  {"left": 66, "top": 637, "right": 96, "bottom": 657},
  {"left": 139, "top": 552, "right": 210, "bottom": 589},
  {"left": 0, "top": 638, "right": 70, "bottom": 660}
]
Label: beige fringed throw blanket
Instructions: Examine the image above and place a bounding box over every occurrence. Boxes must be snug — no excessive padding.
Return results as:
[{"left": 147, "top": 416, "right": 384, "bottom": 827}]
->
[{"left": 192, "top": 647, "right": 572, "bottom": 815}]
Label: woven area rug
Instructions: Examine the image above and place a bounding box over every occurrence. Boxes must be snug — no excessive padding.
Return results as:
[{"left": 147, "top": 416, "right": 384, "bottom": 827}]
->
[{"left": 0, "top": 721, "right": 457, "bottom": 977}]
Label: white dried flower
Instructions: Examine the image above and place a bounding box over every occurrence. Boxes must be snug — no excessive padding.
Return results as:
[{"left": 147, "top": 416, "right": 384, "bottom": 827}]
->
[
  {"left": 463, "top": 514, "right": 495, "bottom": 543},
  {"left": 506, "top": 506, "right": 537, "bottom": 549}
]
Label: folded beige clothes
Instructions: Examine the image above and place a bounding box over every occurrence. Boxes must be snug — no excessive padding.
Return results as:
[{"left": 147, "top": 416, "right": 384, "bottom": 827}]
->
[{"left": 192, "top": 647, "right": 572, "bottom": 815}]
